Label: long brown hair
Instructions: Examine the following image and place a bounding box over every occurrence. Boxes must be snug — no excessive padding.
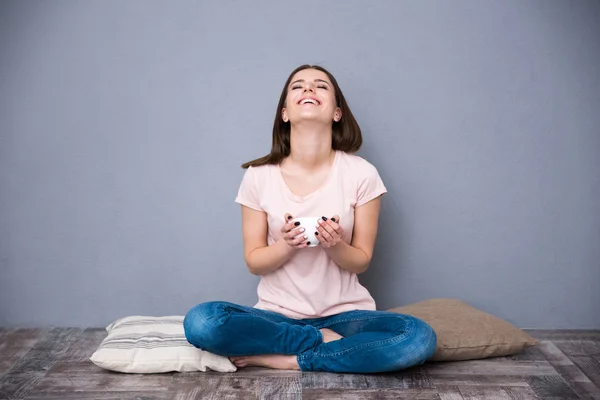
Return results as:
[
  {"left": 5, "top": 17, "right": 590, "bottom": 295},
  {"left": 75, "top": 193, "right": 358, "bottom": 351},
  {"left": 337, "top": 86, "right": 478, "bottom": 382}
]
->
[{"left": 241, "top": 64, "right": 362, "bottom": 169}]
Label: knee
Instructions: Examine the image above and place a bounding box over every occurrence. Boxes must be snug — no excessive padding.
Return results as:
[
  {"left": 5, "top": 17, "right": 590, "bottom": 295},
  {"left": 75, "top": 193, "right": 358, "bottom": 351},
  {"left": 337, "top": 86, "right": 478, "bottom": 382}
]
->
[
  {"left": 385, "top": 316, "right": 437, "bottom": 370},
  {"left": 402, "top": 316, "right": 437, "bottom": 365},
  {"left": 409, "top": 316, "right": 437, "bottom": 363},
  {"left": 183, "top": 301, "right": 231, "bottom": 352}
]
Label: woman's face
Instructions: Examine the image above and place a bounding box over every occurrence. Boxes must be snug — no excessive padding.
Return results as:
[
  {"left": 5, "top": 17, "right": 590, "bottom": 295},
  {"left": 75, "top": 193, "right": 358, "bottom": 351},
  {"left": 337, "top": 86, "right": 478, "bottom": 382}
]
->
[{"left": 282, "top": 68, "right": 341, "bottom": 125}]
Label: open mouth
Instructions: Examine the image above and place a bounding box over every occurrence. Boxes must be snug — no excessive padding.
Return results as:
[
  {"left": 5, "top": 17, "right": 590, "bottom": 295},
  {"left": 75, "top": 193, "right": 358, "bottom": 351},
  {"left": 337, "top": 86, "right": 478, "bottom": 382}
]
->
[{"left": 298, "top": 98, "right": 321, "bottom": 106}]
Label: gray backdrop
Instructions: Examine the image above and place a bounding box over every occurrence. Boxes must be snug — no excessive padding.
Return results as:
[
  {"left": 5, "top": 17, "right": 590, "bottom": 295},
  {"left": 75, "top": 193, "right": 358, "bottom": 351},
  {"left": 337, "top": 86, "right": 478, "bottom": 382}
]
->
[{"left": 1, "top": 0, "right": 599, "bottom": 329}]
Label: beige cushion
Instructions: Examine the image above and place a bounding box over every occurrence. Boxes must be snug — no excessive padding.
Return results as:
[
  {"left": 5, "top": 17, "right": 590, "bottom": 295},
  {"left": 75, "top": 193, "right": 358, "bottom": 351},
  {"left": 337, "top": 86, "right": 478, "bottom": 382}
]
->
[
  {"left": 90, "top": 316, "right": 236, "bottom": 373},
  {"left": 388, "top": 298, "right": 539, "bottom": 362}
]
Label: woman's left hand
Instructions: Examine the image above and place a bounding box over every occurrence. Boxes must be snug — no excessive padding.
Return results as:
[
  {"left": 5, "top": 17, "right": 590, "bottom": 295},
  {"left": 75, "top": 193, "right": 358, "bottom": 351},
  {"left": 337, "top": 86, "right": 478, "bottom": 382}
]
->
[{"left": 315, "top": 215, "right": 344, "bottom": 248}]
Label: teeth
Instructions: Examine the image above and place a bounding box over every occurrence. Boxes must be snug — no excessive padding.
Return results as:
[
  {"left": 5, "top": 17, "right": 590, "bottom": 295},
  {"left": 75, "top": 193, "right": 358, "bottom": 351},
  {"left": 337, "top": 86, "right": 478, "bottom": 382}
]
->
[{"left": 301, "top": 99, "right": 318, "bottom": 105}]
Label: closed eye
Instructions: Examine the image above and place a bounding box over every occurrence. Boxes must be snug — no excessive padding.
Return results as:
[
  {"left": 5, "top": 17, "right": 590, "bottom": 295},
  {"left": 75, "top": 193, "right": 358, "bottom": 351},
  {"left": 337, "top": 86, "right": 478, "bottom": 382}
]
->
[{"left": 290, "top": 84, "right": 329, "bottom": 90}]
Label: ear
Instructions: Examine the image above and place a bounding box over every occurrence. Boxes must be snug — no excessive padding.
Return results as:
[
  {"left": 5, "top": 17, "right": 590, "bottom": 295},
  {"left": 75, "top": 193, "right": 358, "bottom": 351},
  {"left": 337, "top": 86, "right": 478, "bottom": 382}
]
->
[
  {"left": 282, "top": 108, "right": 289, "bottom": 123},
  {"left": 333, "top": 108, "right": 342, "bottom": 122}
]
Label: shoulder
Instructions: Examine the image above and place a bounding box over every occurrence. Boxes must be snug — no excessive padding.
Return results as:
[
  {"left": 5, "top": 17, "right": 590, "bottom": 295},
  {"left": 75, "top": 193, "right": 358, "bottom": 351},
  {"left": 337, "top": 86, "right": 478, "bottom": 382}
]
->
[
  {"left": 337, "top": 151, "right": 382, "bottom": 177},
  {"left": 236, "top": 164, "right": 279, "bottom": 210},
  {"left": 238, "top": 163, "right": 281, "bottom": 195},
  {"left": 337, "top": 151, "right": 387, "bottom": 205},
  {"left": 241, "top": 163, "right": 278, "bottom": 181}
]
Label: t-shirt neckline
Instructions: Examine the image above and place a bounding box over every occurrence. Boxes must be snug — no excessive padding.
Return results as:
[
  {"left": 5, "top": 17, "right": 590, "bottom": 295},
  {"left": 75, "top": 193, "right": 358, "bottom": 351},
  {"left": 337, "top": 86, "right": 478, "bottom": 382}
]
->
[{"left": 277, "top": 150, "right": 340, "bottom": 202}]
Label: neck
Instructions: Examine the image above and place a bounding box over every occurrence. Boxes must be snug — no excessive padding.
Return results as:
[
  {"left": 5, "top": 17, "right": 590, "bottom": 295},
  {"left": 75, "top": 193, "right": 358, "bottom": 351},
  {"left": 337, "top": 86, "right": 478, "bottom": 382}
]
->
[{"left": 287, "top": 122, "right": 334, "bottom": 170}]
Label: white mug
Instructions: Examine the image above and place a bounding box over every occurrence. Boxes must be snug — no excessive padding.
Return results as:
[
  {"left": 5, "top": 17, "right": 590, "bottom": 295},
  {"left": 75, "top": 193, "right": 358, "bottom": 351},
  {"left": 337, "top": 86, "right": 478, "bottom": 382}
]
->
[{"left": 291, "top": 216, "right": 321, "bottom": 247}]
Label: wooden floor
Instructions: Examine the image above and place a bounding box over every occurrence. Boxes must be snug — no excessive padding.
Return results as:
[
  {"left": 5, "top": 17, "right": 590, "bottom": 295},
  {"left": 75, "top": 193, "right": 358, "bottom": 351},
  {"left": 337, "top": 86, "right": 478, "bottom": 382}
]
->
[{"left": 0, "top": 328, "right": 599, "bottom": 399}]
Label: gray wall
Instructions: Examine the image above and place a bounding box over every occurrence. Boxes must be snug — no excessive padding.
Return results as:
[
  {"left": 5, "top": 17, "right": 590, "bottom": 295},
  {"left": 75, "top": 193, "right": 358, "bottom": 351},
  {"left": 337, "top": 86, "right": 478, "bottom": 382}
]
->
[{"left": 1, "top": 0, "right": 599, "bottom": 329}]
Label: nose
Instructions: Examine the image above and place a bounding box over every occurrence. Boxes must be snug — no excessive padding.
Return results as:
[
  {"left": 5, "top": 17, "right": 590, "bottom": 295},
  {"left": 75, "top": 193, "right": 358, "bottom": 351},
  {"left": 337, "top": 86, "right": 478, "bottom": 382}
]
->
[{"left": 303, "top": 82, "right": 315, "bottom": 92}]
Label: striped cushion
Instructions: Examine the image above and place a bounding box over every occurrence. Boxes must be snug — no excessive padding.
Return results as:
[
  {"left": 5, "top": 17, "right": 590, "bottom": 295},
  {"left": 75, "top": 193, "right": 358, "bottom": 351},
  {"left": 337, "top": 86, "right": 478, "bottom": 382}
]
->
[{"left": 90, "top": 315, "right": 236, "bottom": 373}]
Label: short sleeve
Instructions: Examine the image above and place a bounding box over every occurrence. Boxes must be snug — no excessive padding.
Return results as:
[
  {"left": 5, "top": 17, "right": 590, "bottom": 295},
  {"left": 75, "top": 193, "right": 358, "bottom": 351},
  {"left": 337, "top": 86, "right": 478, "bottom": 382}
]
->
[
  {"left": 356, "top": 160, "right": 387, "bottom": 207},
  {"left": 234, "top": 167, "right": 264, "bottom": 211}
]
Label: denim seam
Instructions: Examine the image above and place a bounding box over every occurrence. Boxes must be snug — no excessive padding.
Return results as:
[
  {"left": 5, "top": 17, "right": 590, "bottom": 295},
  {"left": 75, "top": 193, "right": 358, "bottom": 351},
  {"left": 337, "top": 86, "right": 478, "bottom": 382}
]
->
[
  {"left": 222, "top": 305, "right": 296, "bottom": 326},
  {"left": 298, "top": 317, "right": 416, "bottom": 360},
  {"left": 313, "top": 314, "right": 402, "bottom": 330},
  {"left": 221, "top": 304, "right": 321, "bottom": 355},
  {"left": 186, "top": 308, "right": 219, "bottom": 331},
  {"left": 412, "top": 328, "right": 437, "bottom": 363}
]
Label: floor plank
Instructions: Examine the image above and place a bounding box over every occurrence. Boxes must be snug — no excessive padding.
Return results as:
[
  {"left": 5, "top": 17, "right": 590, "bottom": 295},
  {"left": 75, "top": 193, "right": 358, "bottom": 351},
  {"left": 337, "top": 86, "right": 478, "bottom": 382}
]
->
[
  {"left": 0, "top": 329, "right": 81, "bottom": 399},
  {"left": 569, "top": 356, "right": 600, "bottom": 388},
  {"left": 302, "top": 388, "right": 440, "bottom": 400},
  {"left": 26, "top": 391, "right": 174, "bottom": 400},
  {"left": 60, "top": 328, "right": 107, "bottom": 362},
  {"left": 44, "top": 360, "right": 111, "bottom": 377},
  {"left": 525, "top": 374, "right": 581, "bottom": 399},
  {"left": 1, "top": 328, "right": 600, "bottom": 399},
  {"left": 431, "top": 374, "right": 530, "bottom": 387},
  {"left": 174, "top": 366, "right": 300, "bottom": 378},
  {"left": 0, "top": 372, "right": 45, "bottom": 400},
  {"left": 557, "top": 341, "right": 600, "bottom": 358},
  {"left": 259, "top": 376, "right": 302, "bottom": 400},
  {"left": 171, "top": 376, "right": 259, "bottom": 400},
  {"left": 31, "top": 328, "right": 82, "bottom": 353},
  {"left": 426, "top": 359, "right": 557, "bottom": 376},
  {"left": 487, "top": 344, "right": 547, "bottom": 362},
  {"left": 524, "top": 330, "right": 600, "bottom": 341},
  {"left": 301, "top": 368, "right": 434, "bottom": 390},
  {"left": 0, "top": 329, "right": 48, "bottom": 374},
  {"left": 31, "top": 373, "right": 173, "bottom": 393},
  {"left": 437, "top": 385, "right": 465, "bottom": 400},
  {"left": 457, "top": 385, "right": 538, "bottom": 400},
  {"left": 537, "top": 341, "right": 600, "bottom": 400}
]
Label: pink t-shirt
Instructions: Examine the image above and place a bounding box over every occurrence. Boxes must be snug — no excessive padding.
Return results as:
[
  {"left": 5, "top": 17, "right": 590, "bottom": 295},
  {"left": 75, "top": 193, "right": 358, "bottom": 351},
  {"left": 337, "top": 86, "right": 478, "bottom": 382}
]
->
[{"left": 234, "top": 150, "right": 387, "bottom": 319}]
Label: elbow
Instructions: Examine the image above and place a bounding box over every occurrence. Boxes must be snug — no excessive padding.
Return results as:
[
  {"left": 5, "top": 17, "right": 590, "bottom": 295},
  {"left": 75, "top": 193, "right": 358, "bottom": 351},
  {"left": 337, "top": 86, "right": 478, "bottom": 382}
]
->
[
  {"left": 244, "top": 256, "right": 262, "bottom": 276},
  {"left": 345, "top": 255, "right": 370, "bottom": 275},
  {"left": 358, "top": 252, "right": 372, "bottom": 274},
  {"left": 246, "top": 264, "right": 263, "bottom": 276},
  {"left": 356, "top": 263, "right": 370, "bottom": 275},
  {"left": 244, "top": 252, "right": 270, "bottom": 276}
]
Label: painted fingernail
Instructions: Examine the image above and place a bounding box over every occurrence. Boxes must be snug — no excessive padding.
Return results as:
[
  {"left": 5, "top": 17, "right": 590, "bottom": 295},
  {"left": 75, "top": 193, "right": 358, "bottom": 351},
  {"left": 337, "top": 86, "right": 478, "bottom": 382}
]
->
[
  {"left": 294, "top": 222, "right": 300, "bottom": 226},
  {"left": 315, "top": 232, "right": 319, "bottom": 236},
  {"left": 287, "top": 215, "right": 292, "bottom": 220},
  {"left": 321, "top": 216, "right": 328, "bottom": 221},
  {"left": 299, "top": 228, "right": 305, "bottom": 232},
  {"left": 331, "top": 218, "right": 336, "bottom": 222},
  {"left": 307, "top": 241, "right": 311, "bottom": 245}
]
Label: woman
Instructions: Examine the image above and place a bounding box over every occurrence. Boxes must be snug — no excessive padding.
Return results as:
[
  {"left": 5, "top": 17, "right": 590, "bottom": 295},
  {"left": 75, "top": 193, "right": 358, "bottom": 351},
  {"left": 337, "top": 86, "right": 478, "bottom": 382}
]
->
[{"left": 184, "top": 65, "right": 437, "bottom": 373}]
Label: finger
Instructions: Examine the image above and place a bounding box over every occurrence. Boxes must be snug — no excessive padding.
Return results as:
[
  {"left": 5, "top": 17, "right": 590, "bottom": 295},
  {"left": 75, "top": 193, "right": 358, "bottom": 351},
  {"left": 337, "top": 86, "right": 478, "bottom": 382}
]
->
[
  {"left": 280, "top": 213, "right": 294, "bottom": 232},
  {"left": 287, "top": 226, "right": 305, "bottom": 240},
  {"left": 330, "top": 215, "right": 340, "bottom": 225},
  {"left": 281, "top": 220, "right": 301, "bottom": 234},
  {"left": 317, "top": 224, "right": 334, "bottom": 242},
  {"left": 326, "top": 216, "right": 341, "bottom": 234},
  {"left": 314, "top": 229, "right": 326, "bottom": 244},
  {"left": 291, "top": 232, "right": 309, "bottom": 246},
  {"left": 318, "top": 217, "right": 337, "bottom": 236}
]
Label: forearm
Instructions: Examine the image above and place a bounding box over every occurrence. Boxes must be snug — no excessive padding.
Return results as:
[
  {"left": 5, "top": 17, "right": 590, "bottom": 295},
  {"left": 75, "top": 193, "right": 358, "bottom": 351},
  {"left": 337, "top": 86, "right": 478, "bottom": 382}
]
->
[
  {"left": 323, "top": 241, "right": 370, "bottom": 274},
  {"left": 246, "top": 239, "right": 296, "bottom": 276}
]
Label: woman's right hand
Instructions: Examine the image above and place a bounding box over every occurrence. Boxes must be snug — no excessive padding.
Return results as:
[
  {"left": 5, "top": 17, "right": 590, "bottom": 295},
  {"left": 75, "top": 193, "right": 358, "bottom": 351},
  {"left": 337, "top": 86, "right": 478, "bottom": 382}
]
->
[{"left": 280, "top": 213, "right": 310, "bottom": 249}]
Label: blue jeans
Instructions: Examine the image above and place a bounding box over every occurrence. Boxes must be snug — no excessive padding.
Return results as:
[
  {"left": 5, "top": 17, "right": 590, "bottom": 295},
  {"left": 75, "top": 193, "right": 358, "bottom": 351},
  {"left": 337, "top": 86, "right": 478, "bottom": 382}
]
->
[{"left": 183, "top": 301, "right": 437, "bottom": 373}]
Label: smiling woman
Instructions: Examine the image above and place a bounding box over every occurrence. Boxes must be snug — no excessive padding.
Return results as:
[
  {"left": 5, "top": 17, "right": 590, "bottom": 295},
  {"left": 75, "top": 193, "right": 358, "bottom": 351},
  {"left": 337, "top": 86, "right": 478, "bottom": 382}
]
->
[
  {"left": 240, "top": 65, "right": 362, "bottom": 169},
  {"left": 183, "top": 65, "right": 438, "bottom": 374}
]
